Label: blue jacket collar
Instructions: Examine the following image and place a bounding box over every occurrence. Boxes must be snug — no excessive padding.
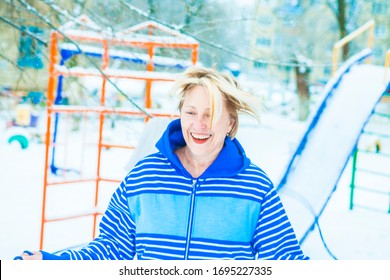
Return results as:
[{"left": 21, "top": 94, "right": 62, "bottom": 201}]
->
[{"left": 155, "top": 119, "right": 250, "bottom": 178}]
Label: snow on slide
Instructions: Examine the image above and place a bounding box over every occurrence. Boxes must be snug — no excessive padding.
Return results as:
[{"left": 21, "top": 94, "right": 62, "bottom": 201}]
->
[{"left": 277, "top": 62, "right": 389, "bottom": 242}]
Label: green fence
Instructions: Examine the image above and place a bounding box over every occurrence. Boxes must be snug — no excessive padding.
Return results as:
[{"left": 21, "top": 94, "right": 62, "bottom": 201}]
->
[{"left": 349, "top": 97, "right": 390, "bottom": 213}]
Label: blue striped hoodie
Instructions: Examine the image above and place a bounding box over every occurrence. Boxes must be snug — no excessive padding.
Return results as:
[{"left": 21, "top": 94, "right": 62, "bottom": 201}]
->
[{"left": 60, "top": 119, "right": 309, "bottom": 260}]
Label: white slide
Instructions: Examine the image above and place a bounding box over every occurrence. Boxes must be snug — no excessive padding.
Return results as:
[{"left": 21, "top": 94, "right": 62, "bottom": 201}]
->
[
  {"left": 124, "top": 116, "right": 174, "bottom": 172},
  {"left": 277, "top": 62, "right": 389, "bottom": 241}
]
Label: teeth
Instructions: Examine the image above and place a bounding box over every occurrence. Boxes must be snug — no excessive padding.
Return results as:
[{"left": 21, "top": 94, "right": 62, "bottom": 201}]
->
[{"left": 191, "top": 133, "right": 211, "bottom": 140}]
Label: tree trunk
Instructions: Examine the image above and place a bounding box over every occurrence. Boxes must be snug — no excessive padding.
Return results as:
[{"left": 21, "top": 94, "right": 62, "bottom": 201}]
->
[
  {"left": 337, "top": 0, "right": 349, "bottom": 60},
  {"left": 295, "top": 65, "right": 310, "bottom": 121}
]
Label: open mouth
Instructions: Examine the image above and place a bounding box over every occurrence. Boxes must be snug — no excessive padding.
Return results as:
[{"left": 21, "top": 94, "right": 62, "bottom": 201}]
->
[{"left": 190, "top": 132, "right": 212, "bottom": 144}]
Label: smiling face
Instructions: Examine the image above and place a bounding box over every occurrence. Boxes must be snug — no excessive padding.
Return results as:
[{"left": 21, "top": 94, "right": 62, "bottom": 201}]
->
[{"left": 180, "top": 85, "right": 234, "bottom": 161}]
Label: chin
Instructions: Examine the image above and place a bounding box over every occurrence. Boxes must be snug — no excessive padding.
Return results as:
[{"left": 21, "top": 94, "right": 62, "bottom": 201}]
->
[{"left": 188, "top": 144, "right": 209, "bottom": 155}]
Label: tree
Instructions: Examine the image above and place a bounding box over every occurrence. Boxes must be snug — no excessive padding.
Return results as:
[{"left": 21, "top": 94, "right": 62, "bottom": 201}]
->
[
  {"left": 326, "top": 0, "right": 361, "bottom": 61},
  {"left": 292, "top": 54, "right": 312, "bottom": 121}
]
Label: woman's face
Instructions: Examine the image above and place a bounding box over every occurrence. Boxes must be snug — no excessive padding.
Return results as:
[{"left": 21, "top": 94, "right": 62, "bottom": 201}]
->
[{"left": 180, "top": 85, "right": 233, "bottom": 160}]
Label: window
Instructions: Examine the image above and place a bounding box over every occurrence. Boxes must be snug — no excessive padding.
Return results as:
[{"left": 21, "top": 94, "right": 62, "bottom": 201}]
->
[
  {"left": 372, "top": 47, "right": 383, "bottom": 58},
  {"left": 372, "top": 2, "right": 387, "bottom": 15},
  {"left": 375, "top": 24, "right": 387, "bottom": 38},
  {"left": 323, "top": 67, "right": 331, "bottom": 76},
  {"left": 17, "top": 26, "right": 44, "bottom": 69},
  {"left": 254, "top": 61, "right": 268, "bottom": 70},
  {"left": 256, "top": 37, "right": 271, "bottom": 47},
  {"left": 258, "top": 16, "right": 273, "bottom": 26}
]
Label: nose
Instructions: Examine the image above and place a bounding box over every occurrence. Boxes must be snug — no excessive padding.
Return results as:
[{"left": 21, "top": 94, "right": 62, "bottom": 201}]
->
[{"left": 193, "top": 114, "right": 209, "bottom": 130}]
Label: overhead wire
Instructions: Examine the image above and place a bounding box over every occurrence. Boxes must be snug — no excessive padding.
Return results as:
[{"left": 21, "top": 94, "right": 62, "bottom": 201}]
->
[
  {"left": 0, "top": 49, "right": 37, "bottom": 84},
  {"left": 0, "top": 16, "right": 47, "bottom": 92},
  {"left": 0, "top": 13, "right": 126, "bottom": 135},
  {"left": 112, "top": 5, "right": 343, "bottom": 259},
  {"left": 2, "top": 1, "right": 340, "bottom": 258},
  {"left": 0, "top": 13, "right": 103, "bottom": 107},
  {"left": 115, "top": 2, "right": 340, "bottom": 258},
  {"left": 119, "top": 0, "right": 336, "bottom": 69},
  {"left": 16, "top": 0, "right": 152, "bottom": 117},
  {"left": 0, "top": 15, "right": 48, "bottom": 46},
  {"left": 40, "top": 0, "right": 102, "bottom": 32}
]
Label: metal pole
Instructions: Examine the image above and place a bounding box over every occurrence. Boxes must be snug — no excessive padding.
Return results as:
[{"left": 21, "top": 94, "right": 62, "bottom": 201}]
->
[{"left": 349, "top": 149, "right": 358, "bottom": 210}]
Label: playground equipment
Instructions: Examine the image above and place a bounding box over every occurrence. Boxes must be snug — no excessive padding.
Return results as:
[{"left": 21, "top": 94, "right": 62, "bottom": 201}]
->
[
  {"left": 3, "top": 90, "right": 44, "bottom": 149},
  {"left": 385, "top": 49, "right": 390, "bottom": 90},
  {"left": 331, "top": 19, "right": 375, "bottom": 77},
  {"left": 6, "top": 126, "right": 30, "bottom": 149},
  {"left": 38, "top": 17, "right": 389, "bottom": 254},
  {"left": 39, "top": 15, "right": 198, "bottom": 250},
  {"left": 276, "top": 20, "right": 390, "bottom": 244},
  {"left": 349, "top": 100, "right": 390, "bottom": 213},
  {"left": 349, "top": 47, "right": 390, "bottom": 214}
]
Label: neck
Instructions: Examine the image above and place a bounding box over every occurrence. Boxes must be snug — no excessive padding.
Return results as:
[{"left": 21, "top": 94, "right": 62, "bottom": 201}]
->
[{"left": 175, "top": 147, "right": 216, "bottom": 178}]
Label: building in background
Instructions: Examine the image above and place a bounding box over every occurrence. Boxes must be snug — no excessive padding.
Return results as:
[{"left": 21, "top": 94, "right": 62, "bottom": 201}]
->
[
  {"left": 1, "top": 0, "right": 389, "bottom": 111},
  {"left": 249, "top": 0, "right": 389, "bottom": 84}
]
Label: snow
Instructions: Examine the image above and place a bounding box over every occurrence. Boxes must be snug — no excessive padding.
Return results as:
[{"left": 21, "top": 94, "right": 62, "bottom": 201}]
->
[
  {"left": 122, "top": 20, "right": 198, "bottom": 43},
  {"left": 58, "top": 17, "right": 199, "bottom": 45},
  {"left": 274, "top": 64, "right": 388, "bottom": 243},
  {"left": 1, "top": 108, "right": 389, "bottom": 260},
  {"left": 1, "top": 66, "right": 389, "bottom": 260},
  {"left": 59, "top": 14, "right": 102, "bottom": 32},
  {"left": 59, "top": 43, "right": 194, "bottom": 69}
]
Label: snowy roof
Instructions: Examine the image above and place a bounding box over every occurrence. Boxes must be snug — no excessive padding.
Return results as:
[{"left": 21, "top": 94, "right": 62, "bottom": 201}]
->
[
  {"left": 59, "top": 14, "right": 103, "bottom": 33},
  {"left": 118, "top": 20, "right": 198, "bottom": 45},
  {"left": 58, "top": 16, "right": 198, "bottom": 47}
]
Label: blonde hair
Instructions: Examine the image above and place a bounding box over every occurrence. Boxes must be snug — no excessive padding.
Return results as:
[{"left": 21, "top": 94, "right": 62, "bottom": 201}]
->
[{"left": 170, "top": 65, "right": 261, "bottom": 139}]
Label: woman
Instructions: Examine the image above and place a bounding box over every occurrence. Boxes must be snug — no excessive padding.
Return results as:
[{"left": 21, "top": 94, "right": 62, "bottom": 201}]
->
[{"left": 16, "top": 66, "right": 309, "bottom": 260}]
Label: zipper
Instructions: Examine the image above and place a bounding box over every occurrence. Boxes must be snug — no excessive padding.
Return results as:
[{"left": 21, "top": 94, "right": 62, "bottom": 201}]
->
[{"left": 184, "top": 178, "right": 198, "bottom": 260}]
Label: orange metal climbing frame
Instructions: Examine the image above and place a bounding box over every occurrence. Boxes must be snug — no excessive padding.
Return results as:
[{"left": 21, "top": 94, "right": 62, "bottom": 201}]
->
[{"left": 40, "top": 17, "right": 198, "bottom": 250}]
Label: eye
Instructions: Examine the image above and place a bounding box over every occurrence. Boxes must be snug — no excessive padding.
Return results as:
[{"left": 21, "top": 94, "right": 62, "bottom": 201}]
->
[{"left": 186, "top": 111, "right": 196, "bottom": 116}]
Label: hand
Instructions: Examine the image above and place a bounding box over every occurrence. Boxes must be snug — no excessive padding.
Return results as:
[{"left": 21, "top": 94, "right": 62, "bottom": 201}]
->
[{"left": 14, "top": 250, "right": 43, "bottom": 260}]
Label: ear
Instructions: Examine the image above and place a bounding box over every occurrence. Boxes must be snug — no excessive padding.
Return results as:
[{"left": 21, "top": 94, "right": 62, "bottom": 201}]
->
[{"left": 228, "top": 115, "right": 235, "bottom": 134}]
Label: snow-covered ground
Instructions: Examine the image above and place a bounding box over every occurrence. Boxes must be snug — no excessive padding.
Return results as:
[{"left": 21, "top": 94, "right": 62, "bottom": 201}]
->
[{"left": 0, "top": 101, "right": 389, "bottom": 260}]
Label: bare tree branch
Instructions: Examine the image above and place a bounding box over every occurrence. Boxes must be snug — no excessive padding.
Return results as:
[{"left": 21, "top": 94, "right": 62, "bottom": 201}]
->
[
  {"left": 16, "top": 0, "right": 152, "bottom": 117},
  {"left": 119, "top": 0, "right": 333, "bottom": 68},
  {"left": 0, "top": 15, "right": 48, "bottom": 46}
]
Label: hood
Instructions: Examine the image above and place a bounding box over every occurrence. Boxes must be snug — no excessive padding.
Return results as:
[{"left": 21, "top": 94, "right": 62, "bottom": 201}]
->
[{"left": 155, "top": 119, "right": 250, "bottom": 178}]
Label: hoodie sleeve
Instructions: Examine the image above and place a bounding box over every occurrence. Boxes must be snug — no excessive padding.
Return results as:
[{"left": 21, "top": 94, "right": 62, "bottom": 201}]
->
[
  {"left": 252, "top": 187, "right": 309, "bottom": 260},
  {"left": 59, "top": 182, "right": 136, "bottom": 260}
]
